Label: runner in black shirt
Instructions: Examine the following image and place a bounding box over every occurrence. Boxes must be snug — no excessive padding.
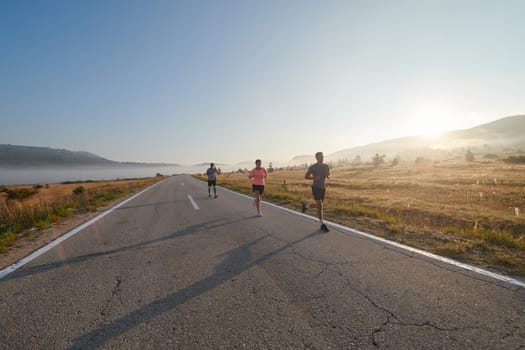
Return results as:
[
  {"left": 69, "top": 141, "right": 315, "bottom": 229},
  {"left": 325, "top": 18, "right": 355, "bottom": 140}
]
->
[{"left": 303, "top": 152, "right": 330, "bottom": 232}]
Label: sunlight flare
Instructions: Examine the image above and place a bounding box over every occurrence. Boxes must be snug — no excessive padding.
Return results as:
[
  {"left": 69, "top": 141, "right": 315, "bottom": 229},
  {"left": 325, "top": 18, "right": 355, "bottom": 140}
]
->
[{"left": 405, "top": 97, "right": 461, "bottom": 138}]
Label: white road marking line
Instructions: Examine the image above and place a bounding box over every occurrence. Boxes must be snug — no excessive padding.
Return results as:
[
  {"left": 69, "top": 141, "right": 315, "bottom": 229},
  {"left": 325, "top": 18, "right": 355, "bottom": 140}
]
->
[
  {"left": 216, "top": 185, "right": 525, "bottom": 289},
  {"left": 0, "top": 180, "right": 165, "bottom": 280},
  {"left": 187, "top": 195, "right": 200, "bottom": 210}
]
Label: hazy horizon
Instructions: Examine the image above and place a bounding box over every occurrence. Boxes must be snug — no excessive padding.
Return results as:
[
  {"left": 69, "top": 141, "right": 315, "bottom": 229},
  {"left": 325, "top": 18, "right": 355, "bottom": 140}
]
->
[{"left": 2, "top": 1, "right": 525, "bottom": 164}]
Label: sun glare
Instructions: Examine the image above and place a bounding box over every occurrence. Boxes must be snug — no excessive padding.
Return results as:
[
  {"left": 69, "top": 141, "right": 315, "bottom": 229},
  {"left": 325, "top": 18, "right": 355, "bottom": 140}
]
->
[{"left": 405, "top": 97, "right": 459, "bottom": 138}]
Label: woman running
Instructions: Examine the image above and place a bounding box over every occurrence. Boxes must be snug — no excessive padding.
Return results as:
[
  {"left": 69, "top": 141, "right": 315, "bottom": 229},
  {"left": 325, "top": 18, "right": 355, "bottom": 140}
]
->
[{"left": 248, "top": 159, "right": 268, "bottom": 216}]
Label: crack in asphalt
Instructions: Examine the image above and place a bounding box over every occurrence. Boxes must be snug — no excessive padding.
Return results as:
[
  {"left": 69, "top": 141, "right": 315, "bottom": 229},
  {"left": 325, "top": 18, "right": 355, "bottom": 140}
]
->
[
  {"left": 370, "top": 316, "right": 495, "bottom": 348},
  {"left": 277, "top": 246, "right": 500, "bottom": 348},
  {"left": 87, "top": 276, "right": 124, "bottom": 347},
  {"left": 313, "top": 263, "right": 329, "bottom": 280},
  {"left": 100, "top": 276, "right": 123, "bottom": 317},
  {"left": 328, "top": 266, "right": 497, "bottom": 348},
  {"left": 285, "top": 249, "right": 357, "bottom": 268},
  {"left": 502, "top": 323, "right": 525, "bottom": 340}
]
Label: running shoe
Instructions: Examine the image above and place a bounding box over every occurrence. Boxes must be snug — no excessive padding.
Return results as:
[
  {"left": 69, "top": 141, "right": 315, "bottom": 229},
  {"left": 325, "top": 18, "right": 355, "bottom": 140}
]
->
[{"left": 320, "top": 224, "right": 329, "bottom": 232}]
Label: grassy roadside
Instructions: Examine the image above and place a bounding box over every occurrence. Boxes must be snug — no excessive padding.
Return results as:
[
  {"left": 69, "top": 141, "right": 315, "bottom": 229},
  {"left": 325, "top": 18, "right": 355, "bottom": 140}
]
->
[
  {"left": 0, "top": 176, "right": 166, "bottom": 254},
  {"left": 194, "top": 161, "right": 525, "bottom": 277}
]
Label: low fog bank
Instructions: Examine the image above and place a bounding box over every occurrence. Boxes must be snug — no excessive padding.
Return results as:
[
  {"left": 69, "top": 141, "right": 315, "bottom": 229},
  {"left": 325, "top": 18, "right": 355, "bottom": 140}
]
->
[{"left": 0, "top": 164, "right": 232, "bottom": 186}]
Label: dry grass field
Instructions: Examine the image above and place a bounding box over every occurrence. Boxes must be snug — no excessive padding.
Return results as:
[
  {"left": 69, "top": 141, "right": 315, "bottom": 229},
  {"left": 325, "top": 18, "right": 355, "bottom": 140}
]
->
[
  {"left": 0, "top": 177, "right": 164, "bottom": 254},
  {"left": 197, "top": 159, "right": 525, "bottom": 277}
]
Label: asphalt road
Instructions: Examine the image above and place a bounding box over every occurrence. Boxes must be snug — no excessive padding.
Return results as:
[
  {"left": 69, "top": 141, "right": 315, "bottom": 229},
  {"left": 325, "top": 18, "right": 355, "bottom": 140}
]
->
[{"left": 0, "top": 175, "right": 523, "bottom": 349}]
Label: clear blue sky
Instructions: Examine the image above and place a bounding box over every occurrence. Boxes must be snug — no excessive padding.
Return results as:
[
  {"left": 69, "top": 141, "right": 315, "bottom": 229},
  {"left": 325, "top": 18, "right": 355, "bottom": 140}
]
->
[{"left": 2, "top": 0, "right": 524, "bottom": 165}]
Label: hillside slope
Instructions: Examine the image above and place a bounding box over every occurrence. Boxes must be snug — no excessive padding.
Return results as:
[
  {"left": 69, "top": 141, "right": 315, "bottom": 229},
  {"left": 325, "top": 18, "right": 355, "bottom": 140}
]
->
[{"left": 0, "top": 145, "right": 117, "bottom": 167}]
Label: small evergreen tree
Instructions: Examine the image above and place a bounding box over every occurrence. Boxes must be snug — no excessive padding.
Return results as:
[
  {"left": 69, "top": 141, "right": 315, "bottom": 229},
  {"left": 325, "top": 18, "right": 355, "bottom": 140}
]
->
[
  {"left": 392, "top": 156, "right": 400, "bottom": 166},
  {"left": 372, "top": 153, "right": 385, "bottom": 167},
  {"left": 465, "top": 149, "right": 475, "bottom": 162}
]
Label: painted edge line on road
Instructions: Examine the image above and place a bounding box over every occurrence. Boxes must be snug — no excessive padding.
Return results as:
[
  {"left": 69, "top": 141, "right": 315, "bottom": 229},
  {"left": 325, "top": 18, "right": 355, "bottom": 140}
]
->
[
  {"left": 187, "top": 195, "right": 200, "bottom": 210},
  {"left": 0, "top": 180, "right": 165, "bottom": 280},
  {"left": 217, "top": 185, "right": 525, "bottom": 289}
]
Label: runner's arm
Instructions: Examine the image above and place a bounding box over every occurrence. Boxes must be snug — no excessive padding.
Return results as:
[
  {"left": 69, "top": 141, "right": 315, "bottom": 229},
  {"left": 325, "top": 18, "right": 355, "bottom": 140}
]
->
[{"left": 305, "top": 169, "right": 314, "bottom": 180}]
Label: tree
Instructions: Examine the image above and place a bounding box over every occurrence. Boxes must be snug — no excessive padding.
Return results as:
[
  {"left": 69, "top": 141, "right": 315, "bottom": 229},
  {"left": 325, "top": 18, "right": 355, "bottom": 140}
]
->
[
  {"left": 465, "top": 148, "right": 475, "bottom": 162},
  {"left": 392, "top": 156, "right": 400, "bottom": 166},
  {"left": 372, "top": 153, "right": 385, "bottom": 167}
]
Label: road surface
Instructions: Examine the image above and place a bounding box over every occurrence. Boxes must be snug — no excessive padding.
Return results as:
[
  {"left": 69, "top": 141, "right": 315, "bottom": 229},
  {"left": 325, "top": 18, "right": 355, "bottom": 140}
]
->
[{"left": 0, "top": 175, "right": 524, "bottom": 349}]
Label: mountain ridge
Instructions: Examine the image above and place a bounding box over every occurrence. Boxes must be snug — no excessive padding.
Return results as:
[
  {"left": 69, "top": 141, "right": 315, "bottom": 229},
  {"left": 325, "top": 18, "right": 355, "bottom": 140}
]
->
[
  {"left": 298, "top": 115, "right": 525, "bottom": 164},
  {"left": 0, "top": 145, "right": 181, "bottom": 167}
]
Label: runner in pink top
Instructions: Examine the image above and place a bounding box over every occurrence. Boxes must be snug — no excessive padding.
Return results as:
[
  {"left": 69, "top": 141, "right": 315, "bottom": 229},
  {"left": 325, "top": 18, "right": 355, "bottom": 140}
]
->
[{"left": 248, "top": 159, "right": 268, "bottom": 217}]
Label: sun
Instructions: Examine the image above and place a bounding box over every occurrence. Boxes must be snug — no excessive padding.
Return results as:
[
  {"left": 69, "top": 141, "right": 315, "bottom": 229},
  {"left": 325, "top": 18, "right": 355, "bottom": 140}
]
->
[{"left": 405, "top": 97, "right": 459, "bottom": 138}]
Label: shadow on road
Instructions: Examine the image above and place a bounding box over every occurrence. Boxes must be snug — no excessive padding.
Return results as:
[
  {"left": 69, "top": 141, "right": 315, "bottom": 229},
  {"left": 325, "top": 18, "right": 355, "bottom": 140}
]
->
[
  {"left": 1, "top": 216, "right": 254, "bottom": 282},
  {"left": 68, "top": 229, "right": 322, "bottom": 349}
]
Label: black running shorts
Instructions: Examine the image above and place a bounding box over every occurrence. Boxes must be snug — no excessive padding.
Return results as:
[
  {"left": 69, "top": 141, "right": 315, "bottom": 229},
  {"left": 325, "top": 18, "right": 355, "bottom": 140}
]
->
[
  {"left": 252, "top": 184, "right": 265, "bottom": 194},
  {"left": 311, "top": 186, "right": 326, "bottom": 201},
  {"left": 208, "top": 180, "right": 216, "bottom": 186}
]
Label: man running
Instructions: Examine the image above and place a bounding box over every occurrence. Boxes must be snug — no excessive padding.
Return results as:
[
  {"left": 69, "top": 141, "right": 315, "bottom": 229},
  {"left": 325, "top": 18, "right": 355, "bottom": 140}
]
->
[
  {"left": 302, "top": 152, "right": 330, "bottom": 232},
  {"left": 205, "top": 163, "right": 218, "bottom": 198}
]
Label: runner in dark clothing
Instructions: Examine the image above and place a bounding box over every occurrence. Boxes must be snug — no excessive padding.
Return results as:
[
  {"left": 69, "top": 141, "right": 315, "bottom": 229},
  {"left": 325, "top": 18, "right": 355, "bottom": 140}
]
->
[
  {"left": 205, "top": 163, "right": 218, "bottom": 198},
  {"left": 303, "top": 152, "right": 330, "bottom": 232}
]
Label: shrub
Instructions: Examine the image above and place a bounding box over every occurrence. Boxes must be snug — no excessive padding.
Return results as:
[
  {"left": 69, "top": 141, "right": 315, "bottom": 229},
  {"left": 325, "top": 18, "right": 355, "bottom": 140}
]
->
[
  {"left": 483, "top": 154, "right": 498, "bottom": 159},
  {"left": 5, "top": 188, "right": 37, "bottom": 200},
  {"left": 478, "top": 229, "right": 525, "bottom": 250},
  {"left": 465, "top": 149, "right": 475, "bottom": 162},
  {"left": 502, "top": 155, "right": 525, "bottom": 164},
  {"left": 51, "top": 206, "right": 72, "bottom": 220},
  {"left": 442, "top": 226, "right": 458, "bottom": 234},
  {"left": 73, "top": 186, "right": 86, "bottom": 196},
  {"left": 415, "top": 157, "right": 429, "bottom": 165}
]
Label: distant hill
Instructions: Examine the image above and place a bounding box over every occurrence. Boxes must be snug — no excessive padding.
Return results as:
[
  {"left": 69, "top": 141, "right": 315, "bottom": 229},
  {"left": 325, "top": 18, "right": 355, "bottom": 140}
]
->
[
  {"left": 0, "top": 145, "right": 181, "bottom": 167},
  {"left": 193, "top": 162, "right": 229, "bottom": 167},
  {"left": 440, "top": 115, "right": 525, "bottom": 147},
  {"left": 288, "top": 155, "right": 312, "bottom": 166},
  {"left": 304, "top": 115, "right": 525, "bottom": 163},
  {"left": 0, "top": 145, "right": 117, "bottom": 167}
]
